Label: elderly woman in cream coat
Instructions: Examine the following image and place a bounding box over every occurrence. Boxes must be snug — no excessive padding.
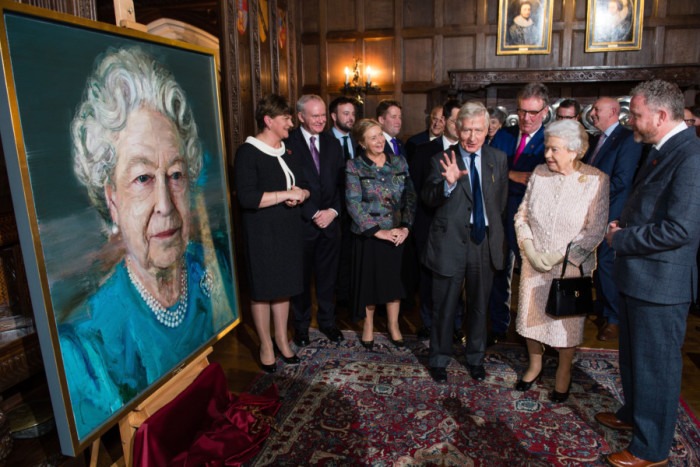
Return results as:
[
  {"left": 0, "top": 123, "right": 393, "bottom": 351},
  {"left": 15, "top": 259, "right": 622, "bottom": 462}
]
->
[{"left": 513, "top": 119, "right": 609, "bottom": 403}]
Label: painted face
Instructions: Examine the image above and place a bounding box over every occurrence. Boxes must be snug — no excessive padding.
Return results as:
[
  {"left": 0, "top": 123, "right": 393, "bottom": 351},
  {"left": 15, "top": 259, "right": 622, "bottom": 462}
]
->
[
  {"left": 361, "top": 124, "right": 386, "bottom": 157},
  {"left": 544, "top": 136, "right": 577, "bottom": 175},
  {"left": 378, "top": 105, "right": 402, "bottom": 137},
  {"left": 299, "top": 98, "right": 327, "bottom": 135},
  {"left": 517, "top": 96, "right": 547, "bottom": 135},
  {"left": 488, "top": 117, "right": 502, "bottom": 137},
  {"left": 332, "top": 102, "right": 356, "bottom": 133},
  {"left": 590, "top": 98, "right": 617, "bottom": 131},
  {"left": 267, "top": 113, "right": 294, "bottom": 141},
  {"left": 628, "top": 94, "right": 660, "bottom": 144},
  {"left": 458, "top": 115, "right": 488, "bottom": 154},
  {"left": 106, "top": 107, "right": 190, "bottom": 274},
  {"left": 429, "top": 107, "right": 444, "bottom": 137},
  {"left": 444, "top": 107, "right": 460, "bottom": 141},
  {"left": 521, "top": 4, "right": 531, "bottom": 19}
]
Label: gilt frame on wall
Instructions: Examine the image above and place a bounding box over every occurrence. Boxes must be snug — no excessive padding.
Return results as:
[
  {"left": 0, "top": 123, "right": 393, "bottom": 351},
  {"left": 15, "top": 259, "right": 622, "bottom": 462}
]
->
[
  {"left": 586, "top": 0, "right": 644, "bottom": 52},
  {"left": 497, "top": 0, "right": 554, "bottom": 55},
  {"left": 0, "top": 2, "right": 239, "bottom": 455}
]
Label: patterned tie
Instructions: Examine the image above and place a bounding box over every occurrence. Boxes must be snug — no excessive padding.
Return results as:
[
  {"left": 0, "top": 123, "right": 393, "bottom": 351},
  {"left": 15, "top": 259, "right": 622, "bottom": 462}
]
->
[
  {"left": 513, "top": 132, "right": 529, "bottom": 166},
  {"left": 342, "top": 135, "right": 351, "bottom": 160},
  {"left": 310, "top": 135, "right": 320, "bottom": 173},
  {"left": 588, "top": 133, "right": 607, "bottom": 165},
  {"left": 469, "top": 153, "right": 486, "bottom": 244},
  {"left": 391, "top": 137, "right": 400, "bottom": 156}
]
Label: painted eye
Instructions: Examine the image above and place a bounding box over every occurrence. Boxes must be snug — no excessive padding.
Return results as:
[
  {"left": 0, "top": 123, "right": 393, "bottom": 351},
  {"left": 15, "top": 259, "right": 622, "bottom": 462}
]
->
[{"left": 135, "top": 174, "right": 152, "bottom": 184}]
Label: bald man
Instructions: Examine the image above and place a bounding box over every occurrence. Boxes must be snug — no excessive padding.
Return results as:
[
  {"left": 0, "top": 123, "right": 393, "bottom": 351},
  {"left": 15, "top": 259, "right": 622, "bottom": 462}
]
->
[{"left": 584, "top": 96, "right": 642, "bottom": 341}]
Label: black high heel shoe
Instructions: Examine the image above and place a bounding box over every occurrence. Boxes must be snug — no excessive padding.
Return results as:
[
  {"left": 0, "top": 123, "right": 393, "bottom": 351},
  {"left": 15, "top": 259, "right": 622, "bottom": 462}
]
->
[
  {"left": 515, "top": 370, "right": 542, "bottom": 391},
  {"left": 550, "top": 381, "right": 572, "bottom": 403},
  {"left": 360, "top": 339, "right": 374, "bottom": 350},
  {"left": 273, "top": 340, "right": 300, "bottom": 365},
  {"left": 260, "top": 361, "right": 277, "bottom": 374}
]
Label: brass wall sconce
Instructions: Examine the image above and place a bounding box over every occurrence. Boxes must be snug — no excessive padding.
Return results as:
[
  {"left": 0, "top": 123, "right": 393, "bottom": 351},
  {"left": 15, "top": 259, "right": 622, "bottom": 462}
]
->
[{"left": 341, "top": 58, "right": 380, "bottom": 103}]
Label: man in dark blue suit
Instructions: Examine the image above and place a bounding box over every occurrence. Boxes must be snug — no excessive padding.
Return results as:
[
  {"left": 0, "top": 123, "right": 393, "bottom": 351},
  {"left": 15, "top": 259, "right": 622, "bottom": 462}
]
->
[
  {"left": 376, "top": 99, "right": 407, "bottom": 159},
  {"left": 583, "top": 97, "right": 642, "bottom": 342},
  {"left": 286, "top": 95, "right": 346, "bottom": 346},
  {"left": 405, "top": 104, "right": 444, "bottom": 162},
  {"left": 487, "top": 83, "right": 549, "bottom": 345},
  {"left": 598, "top": 80, "right": 700, "bottom": 467}
]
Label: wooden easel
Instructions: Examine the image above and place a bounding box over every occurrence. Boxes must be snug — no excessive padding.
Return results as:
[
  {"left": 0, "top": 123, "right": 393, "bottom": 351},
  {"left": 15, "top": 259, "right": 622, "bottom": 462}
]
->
[{"left": 115, "top": 346, "right": 213, "bottom": 467}]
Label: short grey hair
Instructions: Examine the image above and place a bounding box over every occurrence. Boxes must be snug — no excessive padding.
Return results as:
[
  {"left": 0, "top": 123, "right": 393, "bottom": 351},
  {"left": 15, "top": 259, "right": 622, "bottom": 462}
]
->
[
  {"left": 544, "top": 119, "right": 589, "bottom": 160},
  {"left": 630, "top": 79, "right": 685, "bottom": 122},
  {"left": 456, "top": 101, "right": 489, "bottom": 130},
  {"left": 518, "top": 82, "right": 549, "bottom": 106},
  {"left": 296, "top": 94, "right": 325, "bottom": 114},
  {"left": 71, "top": 47, "right": 202, "bottom": 222}
]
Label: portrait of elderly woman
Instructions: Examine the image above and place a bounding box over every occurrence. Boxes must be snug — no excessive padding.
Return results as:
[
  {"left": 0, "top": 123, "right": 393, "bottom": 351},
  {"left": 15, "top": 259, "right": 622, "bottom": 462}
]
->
[{"left": 58, "top": 47, "right": 236, "bottom": 438}]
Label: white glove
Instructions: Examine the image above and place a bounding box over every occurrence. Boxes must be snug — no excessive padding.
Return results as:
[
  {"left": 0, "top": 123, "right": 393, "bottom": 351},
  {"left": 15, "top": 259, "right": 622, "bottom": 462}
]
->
[
  {"left": 541, "top": 251, "right": 564, "bottom": 268},
  {"left": 522, "top": 239, "right": 552, "bottom": 273}
]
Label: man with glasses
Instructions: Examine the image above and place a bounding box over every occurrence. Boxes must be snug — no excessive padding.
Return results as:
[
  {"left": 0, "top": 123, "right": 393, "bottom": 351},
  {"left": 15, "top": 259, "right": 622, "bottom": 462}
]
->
[
  {"left": 487, "top": 83, "right": 549, "bottom": 346},
  {"left": 555, "top": 98, "right": 581, "bottom": 121},
  {"left": 584, "top": 97, "right": 642, "bottom": 342}
]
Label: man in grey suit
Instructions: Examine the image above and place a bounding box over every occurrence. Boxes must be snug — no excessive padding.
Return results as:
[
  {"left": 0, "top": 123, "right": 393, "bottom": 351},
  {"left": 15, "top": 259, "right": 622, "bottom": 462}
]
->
[
  {"left": 598, "top": 80, "right": 700, "bottom": 467},
  {"left": 422, "top": 101, "right": 508, "bottom": 383}
]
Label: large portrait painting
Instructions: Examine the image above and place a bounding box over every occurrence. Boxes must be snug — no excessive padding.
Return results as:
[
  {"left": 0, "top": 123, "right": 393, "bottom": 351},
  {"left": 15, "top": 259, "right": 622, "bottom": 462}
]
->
[
  {"left": 0, "top": 3, "right": 239, "bottom": 455},
  {"left": 586, "top": 0, "right": 644, "bottom": 52},
  {"left": 497, "top": 0, "right": 554, "bottom": 55}
]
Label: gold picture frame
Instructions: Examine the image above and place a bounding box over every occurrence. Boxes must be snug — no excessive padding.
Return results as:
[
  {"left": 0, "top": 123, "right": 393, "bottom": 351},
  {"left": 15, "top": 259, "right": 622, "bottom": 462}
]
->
[
  {"left": 497, "top": 0, "right": 554, "bottom": 55},
  {"left": 586, "top": 0, "right": 644, "bottom": 52}
]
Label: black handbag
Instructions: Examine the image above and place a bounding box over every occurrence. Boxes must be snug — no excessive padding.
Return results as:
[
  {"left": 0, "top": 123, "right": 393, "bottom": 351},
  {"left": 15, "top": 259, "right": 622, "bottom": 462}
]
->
[{"left": 545, "top": 243, "right": 593, "bottom": 318}]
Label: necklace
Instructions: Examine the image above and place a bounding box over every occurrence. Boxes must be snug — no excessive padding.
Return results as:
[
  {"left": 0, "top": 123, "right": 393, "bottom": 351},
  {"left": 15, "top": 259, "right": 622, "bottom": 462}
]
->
[{"left": 126, "top": 257, "right": 188, "bottom": 328}]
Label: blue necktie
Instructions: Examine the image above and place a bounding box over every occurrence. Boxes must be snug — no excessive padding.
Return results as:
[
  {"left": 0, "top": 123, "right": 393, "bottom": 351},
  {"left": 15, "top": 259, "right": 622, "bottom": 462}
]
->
[
  {"left": 391, "top": 137, "right": 400, "bottom": 156},
  {"left": 469, "top": 153, "right": 486, "bottom": 244}
]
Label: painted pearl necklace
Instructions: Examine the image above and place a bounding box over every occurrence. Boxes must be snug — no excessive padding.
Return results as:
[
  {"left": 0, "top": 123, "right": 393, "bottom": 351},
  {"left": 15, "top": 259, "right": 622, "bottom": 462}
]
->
[{"left": 126, "top": 257, "right": 188, "bottom": 328}]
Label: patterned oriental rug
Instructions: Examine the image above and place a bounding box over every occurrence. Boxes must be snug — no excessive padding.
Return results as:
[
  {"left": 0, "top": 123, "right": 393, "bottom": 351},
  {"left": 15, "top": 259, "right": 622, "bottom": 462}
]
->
[{"left": 245, "top": 330, "right": 700, "bottom": 466}]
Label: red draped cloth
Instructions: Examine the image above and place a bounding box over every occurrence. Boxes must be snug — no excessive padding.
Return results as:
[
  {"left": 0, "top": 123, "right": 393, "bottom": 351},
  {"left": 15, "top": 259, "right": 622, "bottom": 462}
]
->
[{"left": 132, "top": 363, "right": 280, "bottom": 466}]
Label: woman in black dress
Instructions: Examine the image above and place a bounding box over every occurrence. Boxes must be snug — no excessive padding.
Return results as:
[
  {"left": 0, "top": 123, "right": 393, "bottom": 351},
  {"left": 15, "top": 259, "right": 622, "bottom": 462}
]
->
[
  {"left": 346, "top": 119, "right": 417, "bottom": 349},
  {"left": 234, "top": 95, "right": 310, "bottom": 372}
]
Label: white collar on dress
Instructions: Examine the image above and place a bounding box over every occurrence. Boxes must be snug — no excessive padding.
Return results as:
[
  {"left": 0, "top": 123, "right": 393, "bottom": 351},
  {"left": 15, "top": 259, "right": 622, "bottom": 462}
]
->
[{"left": 245, "top": 136, "right": 295, "bottom": 189}]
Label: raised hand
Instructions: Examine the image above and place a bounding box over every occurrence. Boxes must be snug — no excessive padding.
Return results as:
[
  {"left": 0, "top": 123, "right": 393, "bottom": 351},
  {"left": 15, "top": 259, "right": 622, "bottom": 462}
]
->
[{"left": 439, "top": 150, "right": 469, "bottom": 185}]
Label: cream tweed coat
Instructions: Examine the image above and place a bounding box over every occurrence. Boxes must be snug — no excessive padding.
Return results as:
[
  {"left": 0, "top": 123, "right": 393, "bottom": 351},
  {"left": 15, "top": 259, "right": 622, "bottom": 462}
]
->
[{"left": 515, "top": 163, "right": 609, "bottom": 347}]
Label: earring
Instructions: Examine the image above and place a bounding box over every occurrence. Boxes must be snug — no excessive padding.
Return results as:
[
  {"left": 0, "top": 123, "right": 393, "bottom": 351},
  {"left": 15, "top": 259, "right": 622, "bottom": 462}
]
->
[{"left": 111, "top": 224, "right": 119, "bottom": 235}]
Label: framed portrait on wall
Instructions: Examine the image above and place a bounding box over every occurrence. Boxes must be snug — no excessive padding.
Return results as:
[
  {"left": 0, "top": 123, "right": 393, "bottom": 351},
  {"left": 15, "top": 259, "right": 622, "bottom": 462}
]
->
[
  {"left": 586, "top": 0, "right": 644, "bottom": 52},
  {"left": 497, "top": 0, "right": 554, "bottom": 55},
  {"left": 0, "top": 2, "right": 239, "bottom": 455}
]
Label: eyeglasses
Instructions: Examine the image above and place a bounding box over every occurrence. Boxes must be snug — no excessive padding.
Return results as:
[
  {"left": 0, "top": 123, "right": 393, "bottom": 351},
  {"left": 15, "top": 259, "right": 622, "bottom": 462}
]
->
[
  {"left": 517, "top": 107, "right": 546, "bottom": 118},
  {"left": 556, "top": 115, "right": 577, "bottom": 120},
  {"left": 685, "top": 118, "right": 696, "bottom": 126}
]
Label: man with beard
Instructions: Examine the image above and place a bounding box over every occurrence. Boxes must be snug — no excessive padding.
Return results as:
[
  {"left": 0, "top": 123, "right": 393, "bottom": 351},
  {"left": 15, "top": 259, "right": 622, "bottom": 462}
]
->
[{"left": 599, "top": 79, "right": 700, "bottom": 467}]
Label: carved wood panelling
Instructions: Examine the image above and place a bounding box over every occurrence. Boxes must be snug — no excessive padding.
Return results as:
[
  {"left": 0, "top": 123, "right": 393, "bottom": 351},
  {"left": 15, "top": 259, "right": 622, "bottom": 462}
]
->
[{"left": 20, "top": 0, "right": 97, "bottom": 19}]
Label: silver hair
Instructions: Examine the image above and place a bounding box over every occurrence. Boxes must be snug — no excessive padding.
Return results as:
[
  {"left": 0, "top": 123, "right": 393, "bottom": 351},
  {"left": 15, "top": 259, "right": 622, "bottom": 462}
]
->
[
  {"left": 71, "top": 47, "right": 202, "bottom": 222},
  {"left": 456, "top": 101, "right": 490, "bottom": 130},
  {"left": 544, "top": 119, "right": 589, "bottom": 159},
  {"left": 296, "top": 94, "right": 325, "bottom": 114},
  {"left": 630, "top": 79, "right": 685, "bottom": 121}
]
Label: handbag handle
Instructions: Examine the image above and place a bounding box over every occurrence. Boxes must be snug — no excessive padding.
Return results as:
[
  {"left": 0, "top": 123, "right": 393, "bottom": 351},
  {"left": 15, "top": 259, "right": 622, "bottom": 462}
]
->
[{"left": 560, "top": 242, "right": 589, "bottom": 279}]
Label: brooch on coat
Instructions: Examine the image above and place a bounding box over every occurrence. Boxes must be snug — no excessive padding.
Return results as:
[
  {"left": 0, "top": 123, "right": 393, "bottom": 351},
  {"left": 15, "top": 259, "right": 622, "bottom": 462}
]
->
[{"left": 578, "top": 174, "right": 587, "bottom": 183}]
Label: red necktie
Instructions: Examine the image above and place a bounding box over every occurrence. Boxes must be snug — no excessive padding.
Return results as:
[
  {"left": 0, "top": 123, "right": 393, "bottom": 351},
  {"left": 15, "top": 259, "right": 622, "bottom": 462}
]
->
[{"left": 513, "top": 133, "right": 529, "bottom": 166}]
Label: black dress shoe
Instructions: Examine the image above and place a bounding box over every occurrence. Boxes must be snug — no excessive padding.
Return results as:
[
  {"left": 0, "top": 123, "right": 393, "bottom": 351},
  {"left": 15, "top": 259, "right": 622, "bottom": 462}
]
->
[
  {"left": 272, "top": 340, "right": 301, "bottom": 365},
  {"left": 293, "top": 331, "right": 310, "bottom": 347},
  {"left": 550, "top": 382, "right": 572, "bottom": 403},
  {"left": 467, "top": 364, "right": 486, "bottom": 381},
  {"left": 515, "top": 370, "right": 542, "bottom": 391},
  {"left": 320, "top": 326, "right": 344, "bottom": 343},
  {"left": 416, "top": 326, "right": 431, "bottom": 339},
  {"left": 430, "top": 367, "right": 447, "bottom": 383},
  {"left": 360, "top": 339, "right": 374, "bottom": 350}
]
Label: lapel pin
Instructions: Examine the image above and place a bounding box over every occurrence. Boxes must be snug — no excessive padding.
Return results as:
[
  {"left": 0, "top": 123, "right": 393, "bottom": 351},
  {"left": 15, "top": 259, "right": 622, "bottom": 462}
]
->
[{"left": 578, "top": 175, "right": 587, "bottom": 183}]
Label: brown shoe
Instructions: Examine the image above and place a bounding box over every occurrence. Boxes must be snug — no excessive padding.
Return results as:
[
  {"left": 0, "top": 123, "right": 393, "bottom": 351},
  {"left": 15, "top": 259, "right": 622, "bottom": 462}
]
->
[
  {"left": 606, "top": 449, "right": 668, "bottom": 466},
  {"left": 595, "top": 412, "right": 633, "bottom": 431},
  {"left": 598, "top": 323, "right": 619, "bottom": 341}
]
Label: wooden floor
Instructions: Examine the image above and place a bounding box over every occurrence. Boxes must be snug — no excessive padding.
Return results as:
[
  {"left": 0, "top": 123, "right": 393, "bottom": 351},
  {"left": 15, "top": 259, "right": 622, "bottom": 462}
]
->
[{"left": 210, "top": 288, "right": 700, "bottom": 419}]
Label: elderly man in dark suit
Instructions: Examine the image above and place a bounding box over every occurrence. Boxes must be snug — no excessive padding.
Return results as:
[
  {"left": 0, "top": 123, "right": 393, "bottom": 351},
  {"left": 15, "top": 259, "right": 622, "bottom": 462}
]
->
[
  {"left": 583, "top": 96, "right": 642, "bottom": 342},
  {"left": 422, "top": 101, "right": 508, "bottom": 383},
  {"left": 598, "top": 80, "right": 700, "bottom": 467},
  {"left": 286, "top": 94, "right": 346, "bottom": 346},
  {"left": 487, "top": 83, "right": 549, "bottom": 346},
  {"left": 405, "top": 104, "right": 444, "bottom": 162}
]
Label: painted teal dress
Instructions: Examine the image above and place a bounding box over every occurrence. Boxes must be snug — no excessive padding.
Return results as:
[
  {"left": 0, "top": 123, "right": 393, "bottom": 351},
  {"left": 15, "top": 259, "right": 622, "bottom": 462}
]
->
[{"left": 59, "top": 242, "right": 235, "bottom": 439}]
